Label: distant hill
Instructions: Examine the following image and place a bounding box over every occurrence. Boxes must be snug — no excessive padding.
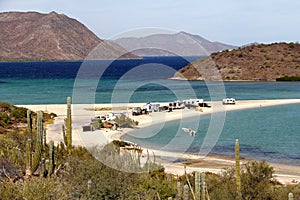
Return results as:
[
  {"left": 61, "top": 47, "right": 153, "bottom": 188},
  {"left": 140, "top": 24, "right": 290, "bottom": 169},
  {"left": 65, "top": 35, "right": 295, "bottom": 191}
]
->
[
  {"left": 0, "top": 11, "right": 136, "bottom": 61},
  {"left": 114, "top": 31, "right": 237, "bottom": 57},
  {"left": 173, "top": 42, "right": 300, "bottom": 81}
]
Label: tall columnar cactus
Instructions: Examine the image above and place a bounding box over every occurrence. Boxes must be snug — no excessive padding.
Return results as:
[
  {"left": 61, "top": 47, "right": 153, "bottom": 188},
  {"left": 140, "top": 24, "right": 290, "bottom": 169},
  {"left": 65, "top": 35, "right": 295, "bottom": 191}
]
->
[
  {"left": 288, "top": 193, "right": 294, "bottom": 200},
  {"left": 43, "top": 129, "right": 47, "bottom": 147},
  {"left": 201, "top": 172, "right": 206, "bottom": 200},
  {"left": 235, "top": 139, "right": 242, "bottom": 200},
  {"left": 27, "top": 109, "right": 32, "bottom": 137},
  {"left": 30, "top": 111, "right": 43, "bottom": 174},
  {"left": 40, "top": 158, "right": 47, "bottom": 178},
  {"left": 48, "top": 140, "right": 55, "bottom": 176},
  {"left": 195, "top": 171, "right": 201, "bottom": 200},
  {"left": 66, "top": 97, "right": 72, "bottom": 149},
  {"left": 25, "top": 139, "right": 32, "bottom": 176},
  {"left": 184, "top": 184, "right": 189, "bottom": 200},
  {"left": 62, "top": 124, "right": 67, "bottom": 145},
  {"left": 177, "top": 181, "right": 181, "bottom": 199}
]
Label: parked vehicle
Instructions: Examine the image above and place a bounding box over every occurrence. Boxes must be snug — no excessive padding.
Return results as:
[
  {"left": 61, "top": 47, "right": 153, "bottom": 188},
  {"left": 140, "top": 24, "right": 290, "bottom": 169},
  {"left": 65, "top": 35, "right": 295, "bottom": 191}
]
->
[
  {"left": 143, "top": 102, "right": 160, "bottom": 113},
  {"left": 132, "top": 107, "right": 142, "bottom": 116},
  {"left": 169, "top": 101, "right": 185, "bottom": 109},
  {"left": 222, "top": 98, "right": 236, "bottom": 105}
]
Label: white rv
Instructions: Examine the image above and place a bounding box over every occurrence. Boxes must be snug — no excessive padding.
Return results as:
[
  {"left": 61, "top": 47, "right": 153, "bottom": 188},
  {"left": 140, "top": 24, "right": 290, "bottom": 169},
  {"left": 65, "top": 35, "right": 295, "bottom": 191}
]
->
[
  {"left": 183, "top": 99, "right": 204, "bottom": 106},
  {"left": 143, "top": 102, "right": 160, "bottom": 112},
  {"left": 222, "top": 98, "right": 236, "bottom": 105}
]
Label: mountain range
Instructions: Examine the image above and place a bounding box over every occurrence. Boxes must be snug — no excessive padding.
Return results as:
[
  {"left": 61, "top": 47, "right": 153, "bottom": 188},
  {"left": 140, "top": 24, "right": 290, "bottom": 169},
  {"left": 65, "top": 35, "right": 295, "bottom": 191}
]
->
[
  {"left": 114, "top": 31, "right": 237, "bottom": 57},
  {"left": 0, "top": 11, "right": 136, "bottom": 61}
]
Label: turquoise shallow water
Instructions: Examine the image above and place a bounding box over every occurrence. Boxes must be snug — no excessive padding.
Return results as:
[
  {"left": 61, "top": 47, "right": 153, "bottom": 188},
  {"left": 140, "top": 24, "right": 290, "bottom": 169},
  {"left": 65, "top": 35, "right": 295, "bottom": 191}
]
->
[{"left": 123, "top": 103, "right": 300, "bottom": 166}]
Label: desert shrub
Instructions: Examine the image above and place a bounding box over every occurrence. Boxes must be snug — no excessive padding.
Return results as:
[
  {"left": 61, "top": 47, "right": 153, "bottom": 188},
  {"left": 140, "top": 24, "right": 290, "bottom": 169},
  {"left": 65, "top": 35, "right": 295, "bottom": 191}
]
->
[
  {"left": 91, "top": 118, "right": 104, "bottom": 130},
  {"left": 0, "top": 113, "right": 10, "bottom": 125},
  {"left": 114, "top": 114, "right": 139, "bottom": 128},
  {"left": 61, "top": 144, "right": 174, "bottom": 199},
  {"left": 228, "top": 69, "right": 236, "bottom": 74},
  {"left": 21, "top": 177, "right": 70, "bottom": 200},
  {"left": 11, "top": 107, "right": 27, "bottom": 120},
  {"left": 276, "top": 75, "right": 300, "bottom": 81},
  {"left": 0, "top": 136, "right": 24, "bottom": 168},
  {"left": 207, "top": 160, "right": 278, "bottom": 200},
  {"left": 0, "top": 102, "right": 13, "bottom": 112}
]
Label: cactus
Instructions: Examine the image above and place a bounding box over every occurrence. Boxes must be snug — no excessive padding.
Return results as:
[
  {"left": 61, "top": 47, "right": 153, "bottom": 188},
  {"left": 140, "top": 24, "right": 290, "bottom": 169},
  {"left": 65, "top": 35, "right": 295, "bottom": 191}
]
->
[
  {"left": 66, "top": 97, "right": 72, "bottom": 149},
  {"left": 40, "top": 158, "right": 47, "bottom": 178},
  {"left": 30, "top": 111, "right": 43, "bottom": 174},
  {"left": 235, "top": 139, "right": 242, "bottom": 200},
  {"left": 195, "top": 171, "right": 200, "bottom": 200},
  {"left": 62, "top": 124, "right": 67, "bottom": 146},
  {"left": 177, "top": 181, "right": 181, "bottom": 199},
  {"left": 48, "top": 140, "right": 55, "bottom": 176},
  {"left": 288, "top": 193, "right": 294, "bottom": 200},
  {"left": 27, "top": 109, "right": 32, "bottom": 137},
  {"left": 25, "top": 139, "right": 32, "bottom": 177},
  {"left": 184, "top": 184, "right": 189, "bottom": 200},
  {"left": 201, "top": 173, "right": 206, "bottom": 200},
  {"left": 87, "top": 179, "right": 92, "bottom": 199},
  {"left": 43, "top": 129, "right": 47, "bottom": 147}
]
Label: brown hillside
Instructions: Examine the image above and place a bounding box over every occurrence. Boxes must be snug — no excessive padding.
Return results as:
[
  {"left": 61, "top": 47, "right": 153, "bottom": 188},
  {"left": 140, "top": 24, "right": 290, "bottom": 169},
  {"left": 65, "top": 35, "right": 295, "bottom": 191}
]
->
[
  {"left": 174, "top": 43, "right": 300, "bottom": 81},
  {"left": 0, "top": 11, "right": 136, "bottom": 61}
]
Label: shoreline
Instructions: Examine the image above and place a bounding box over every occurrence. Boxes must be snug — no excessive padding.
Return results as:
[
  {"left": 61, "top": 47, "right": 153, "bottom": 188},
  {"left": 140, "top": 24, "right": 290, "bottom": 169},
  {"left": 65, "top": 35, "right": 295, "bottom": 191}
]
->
[{"left": 18, "top": 99, "right": 300, "bottom": 185}]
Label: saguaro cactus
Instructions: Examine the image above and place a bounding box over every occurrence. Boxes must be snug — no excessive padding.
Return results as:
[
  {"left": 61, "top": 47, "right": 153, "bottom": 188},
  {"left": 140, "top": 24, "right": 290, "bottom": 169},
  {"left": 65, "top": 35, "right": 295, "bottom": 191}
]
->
[
  {"left": 235, "top": 139, "right": 242, "bottom": 200},
  {"left": 66, "top": 97, "right": 72, "bottom": 149},
  {"left": 195, "top": 171, "right": 201, "bottom": 200},
  {"left": 30, "top": 111, "right": 43, "bottom": 174}
]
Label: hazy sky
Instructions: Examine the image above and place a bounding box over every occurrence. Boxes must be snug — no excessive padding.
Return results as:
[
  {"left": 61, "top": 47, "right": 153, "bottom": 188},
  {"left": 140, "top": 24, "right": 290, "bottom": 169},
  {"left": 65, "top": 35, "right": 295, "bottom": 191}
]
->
[{"left": 1, "top": 0, "right": 299, "bottom": 45}]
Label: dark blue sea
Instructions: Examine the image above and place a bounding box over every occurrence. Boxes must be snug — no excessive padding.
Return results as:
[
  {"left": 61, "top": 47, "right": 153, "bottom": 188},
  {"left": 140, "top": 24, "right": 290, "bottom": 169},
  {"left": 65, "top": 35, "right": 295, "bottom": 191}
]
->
[
  {"left": 1, "top": 56, "right": 300, "bottom": 165},
  {"left": 1, "top": 56, "right": 300, "bottom": 104}
]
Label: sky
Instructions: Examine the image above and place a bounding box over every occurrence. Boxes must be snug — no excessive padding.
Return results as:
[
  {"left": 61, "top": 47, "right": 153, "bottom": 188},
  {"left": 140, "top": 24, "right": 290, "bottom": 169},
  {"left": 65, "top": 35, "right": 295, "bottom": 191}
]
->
[{"left": 1, "top": 0, "right": 300, "bottom": 46}]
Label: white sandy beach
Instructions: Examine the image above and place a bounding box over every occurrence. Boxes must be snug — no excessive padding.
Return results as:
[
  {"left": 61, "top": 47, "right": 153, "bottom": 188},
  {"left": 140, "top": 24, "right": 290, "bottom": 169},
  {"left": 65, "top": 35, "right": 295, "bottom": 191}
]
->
[{"left": 18, "top": 99, "right": 300, "bottom": 185}]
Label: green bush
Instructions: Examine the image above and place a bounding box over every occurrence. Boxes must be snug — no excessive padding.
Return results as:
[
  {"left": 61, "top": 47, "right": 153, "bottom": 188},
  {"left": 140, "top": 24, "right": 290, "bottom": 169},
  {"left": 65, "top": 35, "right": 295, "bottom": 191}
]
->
[
  {"left": 114, "top": 114, "right": 139, "bottom": 128},
  {"left": 11, "top": 107, "right": 28, "bottom": 120},
  {"left": 228, "top": 69, "right": 236, "bottom": 74},
  {"left": 276, "top": 75, "right": 300, "bottom": 81},
  {"left": 0, "top": 102, "right": 13, "bottom": 112}
]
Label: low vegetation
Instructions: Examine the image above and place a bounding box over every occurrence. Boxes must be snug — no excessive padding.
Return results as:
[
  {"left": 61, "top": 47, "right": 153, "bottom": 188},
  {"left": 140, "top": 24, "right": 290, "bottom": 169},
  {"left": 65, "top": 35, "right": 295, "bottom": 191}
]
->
[
  {"left": 114, "top": 114, "right": 139, "bottom": 128},
  {"left": 276, "top": 75, "right": 300, "bottom": 81}
]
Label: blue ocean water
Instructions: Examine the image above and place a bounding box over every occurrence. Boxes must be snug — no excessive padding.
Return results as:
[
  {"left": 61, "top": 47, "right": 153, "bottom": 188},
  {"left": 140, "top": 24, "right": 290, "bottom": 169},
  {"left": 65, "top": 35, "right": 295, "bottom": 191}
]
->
[
  {"left": 1, "top": 57, "right": 300, "bottom": 104},
  {"left": 0, "top": 57, "right": 300, "bottom": 165}
]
